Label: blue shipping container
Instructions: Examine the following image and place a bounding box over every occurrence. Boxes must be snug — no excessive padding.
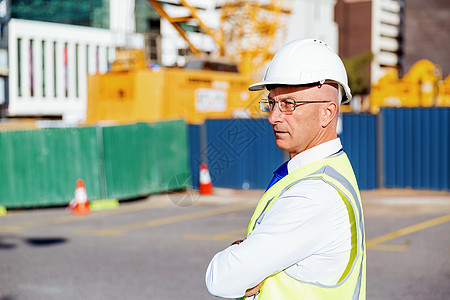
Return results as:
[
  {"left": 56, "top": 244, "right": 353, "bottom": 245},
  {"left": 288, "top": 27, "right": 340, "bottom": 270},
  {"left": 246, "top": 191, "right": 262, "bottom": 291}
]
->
[
  {"left": 339, "top": 113, "right": 378, "bottom": 190},
  {"left": 382, "top": 107, "right": 449, "bottom": 190}
]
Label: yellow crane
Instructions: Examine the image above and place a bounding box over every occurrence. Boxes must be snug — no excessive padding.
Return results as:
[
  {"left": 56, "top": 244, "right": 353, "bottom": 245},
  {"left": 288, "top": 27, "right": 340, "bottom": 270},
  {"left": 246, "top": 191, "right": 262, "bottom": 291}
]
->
[
  {"left": 218, "top": 0, "right": 291, "bottom": 75},
  {"left": 86, "top": 0, "right": 291, "bottom": 124},
  {"left": 148, "top": 0, "right": 291, "bottom": 76}
]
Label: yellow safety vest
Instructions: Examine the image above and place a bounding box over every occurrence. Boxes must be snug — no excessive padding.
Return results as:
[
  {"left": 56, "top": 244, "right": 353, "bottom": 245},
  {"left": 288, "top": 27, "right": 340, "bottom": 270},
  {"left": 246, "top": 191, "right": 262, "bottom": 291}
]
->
[{"left": 246, "top": 152, "right": 366, "bottom": 300}]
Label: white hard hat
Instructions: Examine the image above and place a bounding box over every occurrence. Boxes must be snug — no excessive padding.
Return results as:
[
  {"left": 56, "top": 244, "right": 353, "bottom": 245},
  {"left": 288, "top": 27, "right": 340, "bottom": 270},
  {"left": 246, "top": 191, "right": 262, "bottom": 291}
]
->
[{"left": 249, "top": 38, "right": 352, "bottom": 104}]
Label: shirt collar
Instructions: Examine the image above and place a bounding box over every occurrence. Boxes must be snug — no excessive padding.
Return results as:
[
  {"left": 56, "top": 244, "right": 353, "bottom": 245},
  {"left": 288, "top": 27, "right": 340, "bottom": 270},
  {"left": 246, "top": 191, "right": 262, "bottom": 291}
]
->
[
  {"left": 287, "top": 138, "right": 343, "bottom": 174},
  {"left": 273, "top": 160, "right": 289, "bottom": 180}
]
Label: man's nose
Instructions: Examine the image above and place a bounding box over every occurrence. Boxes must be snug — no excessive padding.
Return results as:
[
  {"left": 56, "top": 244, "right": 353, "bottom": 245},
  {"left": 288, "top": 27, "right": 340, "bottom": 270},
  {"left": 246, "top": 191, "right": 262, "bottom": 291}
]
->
[{"left": 268, "top": 104, "right": 284, "bottom": 125}]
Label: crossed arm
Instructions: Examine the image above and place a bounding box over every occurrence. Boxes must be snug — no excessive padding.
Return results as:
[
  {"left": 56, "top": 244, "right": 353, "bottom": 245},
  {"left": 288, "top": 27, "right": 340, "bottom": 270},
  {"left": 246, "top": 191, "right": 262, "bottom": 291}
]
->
[{"left": 230, "top": 239, "right": 263, "bottom": 297}]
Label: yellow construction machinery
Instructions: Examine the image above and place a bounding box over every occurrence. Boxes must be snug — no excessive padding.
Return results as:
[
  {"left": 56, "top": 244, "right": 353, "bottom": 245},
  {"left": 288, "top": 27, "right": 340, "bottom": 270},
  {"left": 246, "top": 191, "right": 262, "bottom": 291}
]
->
[
  {"left": 86, "top": 0, "right": 291, "bottom": 124},
  {"left": 87, "top": 49, "right": 255, "bottom": 124},
  {"left": 369, "top": 59, "right": 450, "bottom": 114}
]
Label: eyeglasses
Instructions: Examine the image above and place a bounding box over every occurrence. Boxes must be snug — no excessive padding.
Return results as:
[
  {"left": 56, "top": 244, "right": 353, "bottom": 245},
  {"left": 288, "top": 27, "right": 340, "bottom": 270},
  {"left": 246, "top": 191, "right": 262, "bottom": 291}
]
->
[{"left": 259, "top": 98, "right": 330, "bottom": 113}]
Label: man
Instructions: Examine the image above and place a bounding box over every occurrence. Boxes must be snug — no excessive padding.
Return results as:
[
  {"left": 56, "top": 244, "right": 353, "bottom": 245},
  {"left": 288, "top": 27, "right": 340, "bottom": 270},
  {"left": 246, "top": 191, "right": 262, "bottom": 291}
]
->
[{"left": 205, "top": 38, "right": 366, "bottom": 299}]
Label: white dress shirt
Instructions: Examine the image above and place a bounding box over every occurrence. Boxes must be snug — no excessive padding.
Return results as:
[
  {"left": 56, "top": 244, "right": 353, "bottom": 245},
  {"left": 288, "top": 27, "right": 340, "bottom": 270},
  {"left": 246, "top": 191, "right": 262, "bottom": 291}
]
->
[{"left": 206, "top": 138, "right": 352, "bottom": 299}]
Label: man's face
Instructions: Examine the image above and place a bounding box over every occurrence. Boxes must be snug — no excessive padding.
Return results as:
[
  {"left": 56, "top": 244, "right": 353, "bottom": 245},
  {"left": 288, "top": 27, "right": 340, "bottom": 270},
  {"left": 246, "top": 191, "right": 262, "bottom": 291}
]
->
[{"left": 268, "top": 85, "right": 333, "bottom": 158}]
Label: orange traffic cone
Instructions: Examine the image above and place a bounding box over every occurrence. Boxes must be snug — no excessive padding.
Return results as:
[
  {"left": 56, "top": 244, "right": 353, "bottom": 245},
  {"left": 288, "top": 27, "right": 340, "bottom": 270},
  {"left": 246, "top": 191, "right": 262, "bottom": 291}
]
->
[
  {"left": 199, "top": 163, "right": 213, "bottom": 195},
  {"left": 67, "top": 179, "right": 90, "bottom": 215}
]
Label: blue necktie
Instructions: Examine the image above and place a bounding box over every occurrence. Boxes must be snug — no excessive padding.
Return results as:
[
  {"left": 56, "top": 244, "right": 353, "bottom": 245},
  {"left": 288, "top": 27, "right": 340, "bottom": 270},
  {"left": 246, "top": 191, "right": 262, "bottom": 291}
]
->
[{"left": 266, "top": 161, "right": 289, "bottom": 191}]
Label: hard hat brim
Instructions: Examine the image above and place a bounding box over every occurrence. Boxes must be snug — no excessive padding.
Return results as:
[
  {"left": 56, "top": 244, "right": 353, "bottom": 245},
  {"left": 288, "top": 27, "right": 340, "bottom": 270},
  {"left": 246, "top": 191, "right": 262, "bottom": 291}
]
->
[
  {"left": 248, "top": 80, "right": 319, "bottom": 91},
  {"left": 248, "top": 80, "right": 352, "bottom": 104},
  {"left": 248, "top": 81, "right": 267, "bottom": 91}
]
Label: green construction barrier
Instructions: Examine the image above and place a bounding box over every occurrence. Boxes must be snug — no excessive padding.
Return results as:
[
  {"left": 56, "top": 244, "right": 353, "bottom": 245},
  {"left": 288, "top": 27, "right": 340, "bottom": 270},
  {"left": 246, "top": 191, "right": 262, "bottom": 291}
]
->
[
  {"left": 0, "top": 127, "right": 102, "bottom": 208},
  {"left": 0, "top": 120, "right": 190, "bottom": 208},
  {"left": 101, "top": 120, "right": 190, "bottom": 199}
]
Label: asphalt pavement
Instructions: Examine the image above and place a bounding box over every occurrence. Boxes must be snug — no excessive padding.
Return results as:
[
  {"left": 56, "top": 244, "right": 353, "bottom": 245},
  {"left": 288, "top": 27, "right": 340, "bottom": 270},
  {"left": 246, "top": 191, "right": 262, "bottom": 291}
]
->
[{"left": 0, "top": 188, "right": 449, "bottom": 300}]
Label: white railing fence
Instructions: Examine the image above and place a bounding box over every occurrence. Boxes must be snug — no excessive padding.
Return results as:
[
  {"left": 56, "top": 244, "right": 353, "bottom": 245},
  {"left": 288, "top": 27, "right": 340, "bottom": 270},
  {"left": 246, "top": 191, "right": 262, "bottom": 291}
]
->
[{"left": 8, "top": 19, "right": 143, "bottom": 123}]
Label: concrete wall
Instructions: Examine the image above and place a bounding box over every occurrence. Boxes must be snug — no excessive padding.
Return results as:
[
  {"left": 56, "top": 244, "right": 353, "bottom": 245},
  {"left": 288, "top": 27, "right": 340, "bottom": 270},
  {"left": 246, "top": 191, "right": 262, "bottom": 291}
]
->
[{"left": 335, "top": 0, "right": 372, "bottom": 58}]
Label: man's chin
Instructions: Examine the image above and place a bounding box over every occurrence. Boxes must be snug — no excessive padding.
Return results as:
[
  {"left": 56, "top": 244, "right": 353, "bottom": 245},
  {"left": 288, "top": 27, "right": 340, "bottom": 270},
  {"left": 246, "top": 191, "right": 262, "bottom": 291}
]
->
[{"left": 275, "top": 140, "right": 289, "bottom": 152}]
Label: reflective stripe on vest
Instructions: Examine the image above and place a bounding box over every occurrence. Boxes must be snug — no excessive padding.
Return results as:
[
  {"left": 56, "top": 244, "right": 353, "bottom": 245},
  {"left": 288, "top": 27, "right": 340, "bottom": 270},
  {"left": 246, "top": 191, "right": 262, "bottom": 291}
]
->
[{"left": 246, "top": 153, "right": 366, "bottom": 300}]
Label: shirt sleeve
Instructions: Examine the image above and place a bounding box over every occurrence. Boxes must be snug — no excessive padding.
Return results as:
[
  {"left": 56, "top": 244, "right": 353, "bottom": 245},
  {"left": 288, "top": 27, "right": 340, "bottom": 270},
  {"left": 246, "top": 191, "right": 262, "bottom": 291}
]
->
[{"left": 205, "top": 179, "right": 342, "bottom": 298}]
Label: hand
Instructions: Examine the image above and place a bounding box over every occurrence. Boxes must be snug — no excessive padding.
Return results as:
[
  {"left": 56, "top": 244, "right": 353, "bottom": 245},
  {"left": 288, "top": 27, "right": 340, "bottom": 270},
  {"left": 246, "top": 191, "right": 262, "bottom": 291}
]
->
[
  {"left": 245, "top": 281, "right": 263, "bottom": 296},
  {"left": 230, "top": 239, "right": 245, "bottom": 246}
]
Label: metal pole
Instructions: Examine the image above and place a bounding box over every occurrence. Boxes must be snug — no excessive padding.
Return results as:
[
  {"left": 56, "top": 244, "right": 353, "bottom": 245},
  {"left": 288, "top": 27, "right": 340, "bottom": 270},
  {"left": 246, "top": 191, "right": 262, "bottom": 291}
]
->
[
  {"left": 96, "top": 125, "right": 107, "bottom": 199},
  {"left": 200, "top": 122, "right": 207, "bottom": 164}
]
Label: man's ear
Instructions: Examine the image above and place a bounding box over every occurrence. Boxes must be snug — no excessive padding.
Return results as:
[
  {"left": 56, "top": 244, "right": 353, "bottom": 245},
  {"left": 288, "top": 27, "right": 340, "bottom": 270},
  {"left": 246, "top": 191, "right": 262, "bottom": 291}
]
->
[{"left": 321, "top": 101, "right": 338, "bottom": 128}]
